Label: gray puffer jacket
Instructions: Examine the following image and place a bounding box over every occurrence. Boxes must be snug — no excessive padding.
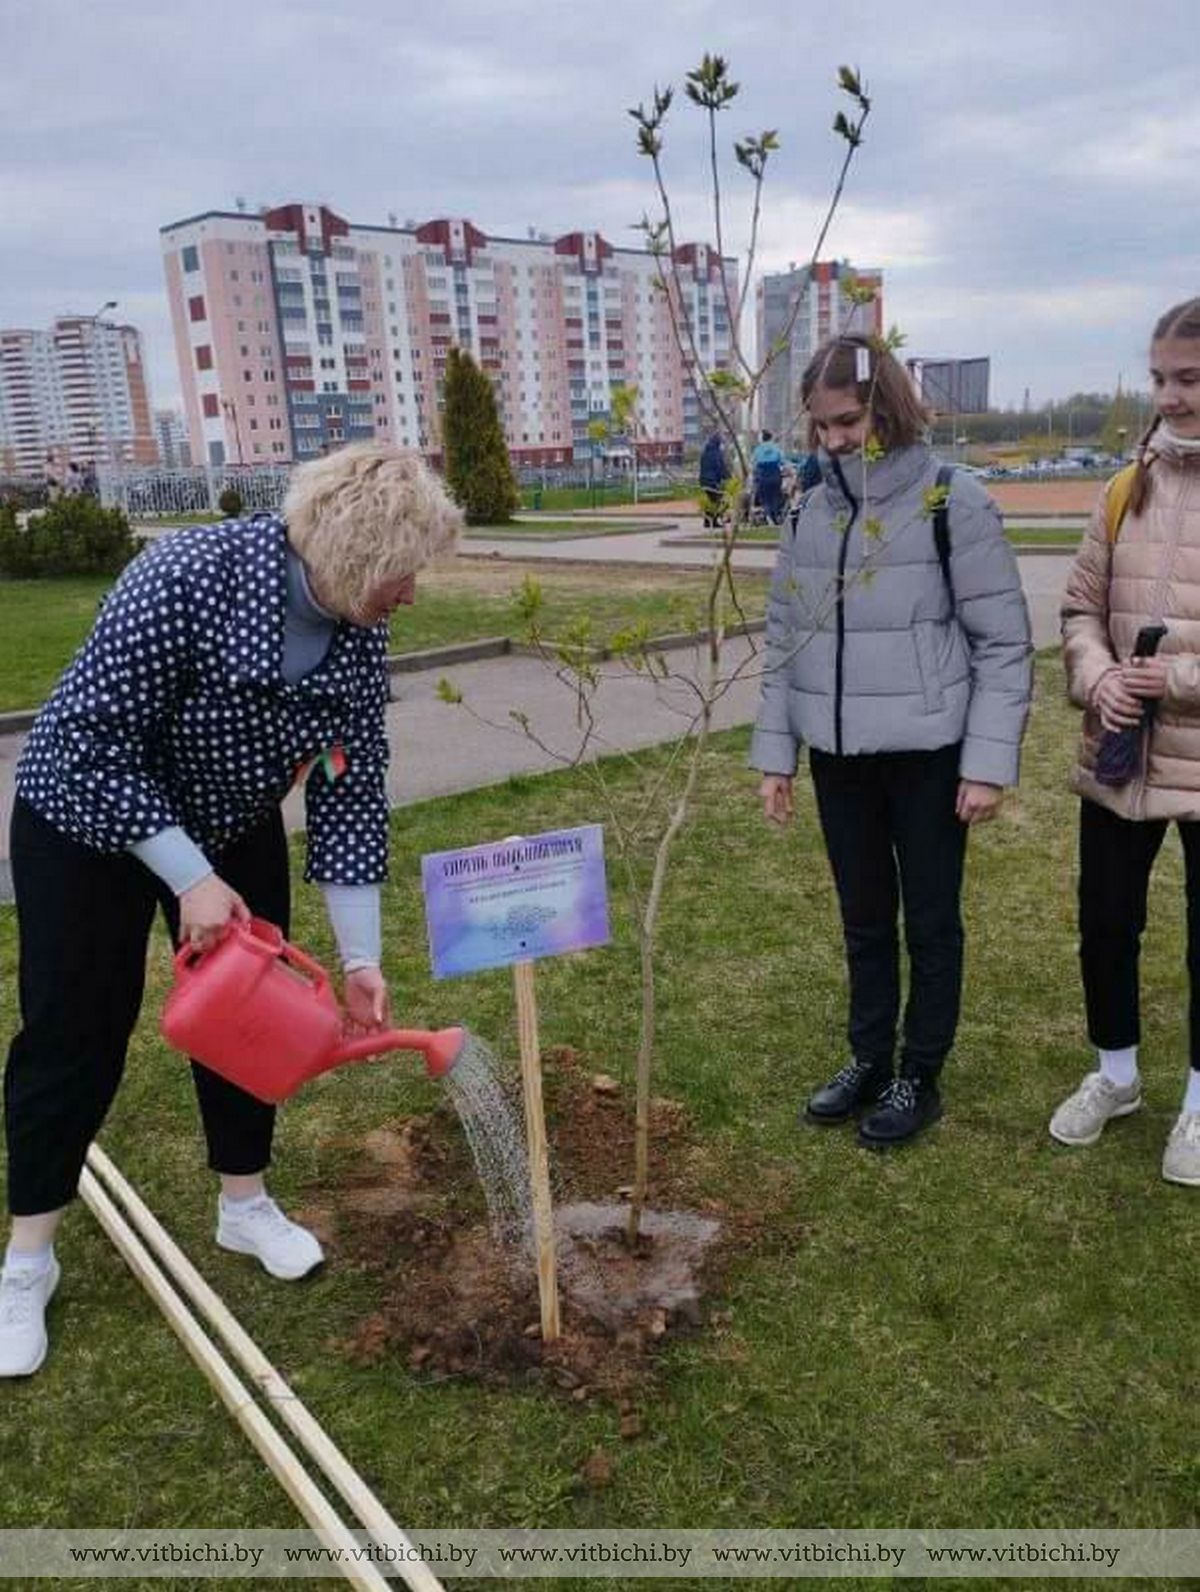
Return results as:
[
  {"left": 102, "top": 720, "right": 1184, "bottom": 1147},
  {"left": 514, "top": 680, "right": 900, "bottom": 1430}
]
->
[{"left": 749, "top": 444, "right": 1033, "bottom": 786}]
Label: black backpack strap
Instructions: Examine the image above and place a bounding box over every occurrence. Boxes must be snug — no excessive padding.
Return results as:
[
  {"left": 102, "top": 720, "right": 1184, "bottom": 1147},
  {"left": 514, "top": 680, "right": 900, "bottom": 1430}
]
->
[{"left": 933, "top": 464, "right": 955, "bottom": 604}]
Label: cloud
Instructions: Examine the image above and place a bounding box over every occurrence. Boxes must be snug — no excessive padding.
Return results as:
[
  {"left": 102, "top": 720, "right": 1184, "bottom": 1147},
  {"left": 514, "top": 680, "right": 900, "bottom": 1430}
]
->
[{"left": 2, "top": 0, "right": 1197, "bottom": 414}]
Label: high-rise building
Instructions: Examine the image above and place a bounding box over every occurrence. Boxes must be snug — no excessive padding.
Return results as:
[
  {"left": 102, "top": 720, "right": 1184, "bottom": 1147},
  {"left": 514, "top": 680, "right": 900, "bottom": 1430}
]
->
[
  {"left": 160, "top": 203, "right": 738, "bottom": 469},
  {"left": 153, "top": 408, "right": 192, "bottom": 468},
  {"left": 755, "top": 261, "right": 884, "bottom": 444},
  {"left": 0, "top": 317, "right": 157, "bottom": 476}
]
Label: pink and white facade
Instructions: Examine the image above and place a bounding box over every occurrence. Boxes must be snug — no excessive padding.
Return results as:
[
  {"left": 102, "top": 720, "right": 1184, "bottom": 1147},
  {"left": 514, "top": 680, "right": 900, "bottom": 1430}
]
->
[
  {"left": 756, "top": 260, "right": 885, "bottom": 443},
  {"left": 161, "top": 203, "right": 738, "bottom": 468},
  {"left": 0, "top": 317, "right": 157, "bottom": 475}
]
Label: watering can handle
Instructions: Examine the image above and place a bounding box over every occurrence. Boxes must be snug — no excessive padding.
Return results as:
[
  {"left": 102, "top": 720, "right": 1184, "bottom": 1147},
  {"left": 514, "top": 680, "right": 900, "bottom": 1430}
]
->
[
  {"left": 171, "top": 914, "right": 285, "bottom": 979},
  {"left": 275, "top": 937, "right": 331, "bottom": 995}
]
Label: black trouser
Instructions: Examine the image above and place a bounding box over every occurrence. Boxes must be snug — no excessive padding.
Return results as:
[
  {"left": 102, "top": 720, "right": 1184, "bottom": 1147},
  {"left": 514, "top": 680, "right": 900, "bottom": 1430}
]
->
[
  {"left": 755, "top": 468, "right": 784, "bottom": 524},
  {"left": 810, "top": 744, "right": 967, "bottom": 1076},
  {"left": 4, "top": 799, "right": 289, "bottom": 1216},
  {"left": 1079, "top": 797, "right": 1200, "bottom": 1071}
]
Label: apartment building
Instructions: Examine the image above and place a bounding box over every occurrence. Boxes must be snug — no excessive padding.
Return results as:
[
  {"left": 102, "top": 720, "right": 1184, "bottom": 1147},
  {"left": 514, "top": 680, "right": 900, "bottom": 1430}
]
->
[
  {"left": 755, "top": 260, "right": 884, "bottom": 443},
  {"left": 161, "top": 202, "right": 738, "bottom": 469},
  {"left": 153, "top": 408, "right": 192, "bottom": 468},
  {"left": 0, "top": 317, "right": 156, "bottom": 476}
]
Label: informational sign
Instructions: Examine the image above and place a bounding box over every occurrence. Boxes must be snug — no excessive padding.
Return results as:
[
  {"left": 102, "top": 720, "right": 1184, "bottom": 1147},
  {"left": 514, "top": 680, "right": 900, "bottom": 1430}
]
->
[{"left": 421, "top": 825, "right": 610, "bottom": 979}]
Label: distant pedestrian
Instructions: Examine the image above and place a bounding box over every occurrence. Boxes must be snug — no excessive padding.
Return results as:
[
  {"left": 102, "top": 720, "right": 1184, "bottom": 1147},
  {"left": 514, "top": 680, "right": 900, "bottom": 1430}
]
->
[
  {"left": 698, "top": 431, "right": 729, "bottom": 528},
  {"left": 751, "top": 430, "right": 785, "bottom": 524},
  {"left": 43, "top": 453, "right": 62, "bottom": 503},
  {"left": 80, "top": 463, "right": 99, "bottom": 499},
  {"left": 1051, "top": 297, "right": 1200, "bottom": 1185},
  {"left": 63, "top": 462, "right": 83, "bottom": 497}
]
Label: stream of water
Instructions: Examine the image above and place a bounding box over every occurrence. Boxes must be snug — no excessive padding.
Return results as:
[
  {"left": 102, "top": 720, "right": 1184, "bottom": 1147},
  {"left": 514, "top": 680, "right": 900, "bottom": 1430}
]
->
[{"left": 440, "top": 1030, "right": 534, "bottom": 1246}]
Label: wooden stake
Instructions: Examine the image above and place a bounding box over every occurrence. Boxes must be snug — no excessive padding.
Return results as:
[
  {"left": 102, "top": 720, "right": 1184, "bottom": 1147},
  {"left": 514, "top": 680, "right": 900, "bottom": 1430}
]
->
[
  {"left": 84, "top": 1144, "right": 445, "bottom": 1592},
  {"left": 513, "top": 960, "right": 560, "bottom": 1342},
  {"left": 78, "top": 1167, "right": 397, "bottom": 1592}
]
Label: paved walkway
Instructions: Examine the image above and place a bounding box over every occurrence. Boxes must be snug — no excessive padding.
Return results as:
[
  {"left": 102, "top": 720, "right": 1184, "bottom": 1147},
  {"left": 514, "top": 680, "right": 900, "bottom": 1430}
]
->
[{"left": 0, "top": 535, "right": 1072, "bottom": 902}]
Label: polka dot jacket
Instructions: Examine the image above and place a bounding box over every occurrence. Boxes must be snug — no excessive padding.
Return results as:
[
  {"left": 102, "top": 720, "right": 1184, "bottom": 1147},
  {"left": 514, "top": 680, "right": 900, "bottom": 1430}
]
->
[{"left": 16, "top": 515, "right": 390, "bottom": 885}]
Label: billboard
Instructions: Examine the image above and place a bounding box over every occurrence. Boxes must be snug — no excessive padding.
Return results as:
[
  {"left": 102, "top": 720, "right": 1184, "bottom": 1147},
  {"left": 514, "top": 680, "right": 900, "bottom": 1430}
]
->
[{"left": 907, "top": 357, "right": 990, "bottom": 415}]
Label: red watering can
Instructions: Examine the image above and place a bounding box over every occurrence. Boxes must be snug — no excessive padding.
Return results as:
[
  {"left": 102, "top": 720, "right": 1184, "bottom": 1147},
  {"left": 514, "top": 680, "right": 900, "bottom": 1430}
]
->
[{"left": 161, "top": 917, "right": 464, "bottom": 1104}]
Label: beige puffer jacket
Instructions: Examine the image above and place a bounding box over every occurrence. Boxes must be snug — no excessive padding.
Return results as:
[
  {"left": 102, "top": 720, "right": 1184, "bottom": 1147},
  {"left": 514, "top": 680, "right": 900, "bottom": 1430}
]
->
[{"left": 1062, "top": 436, "right": 1200, "bottom": 819}]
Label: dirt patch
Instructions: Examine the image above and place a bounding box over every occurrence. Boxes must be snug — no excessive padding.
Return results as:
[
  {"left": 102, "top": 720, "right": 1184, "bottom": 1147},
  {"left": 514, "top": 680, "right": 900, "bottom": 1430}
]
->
[
  {"left": 303, "top": 1049, "right": 744, "bottom": 1400},
  {"left": 988, "top": 480, "right": 1102, "bottom": 516}
]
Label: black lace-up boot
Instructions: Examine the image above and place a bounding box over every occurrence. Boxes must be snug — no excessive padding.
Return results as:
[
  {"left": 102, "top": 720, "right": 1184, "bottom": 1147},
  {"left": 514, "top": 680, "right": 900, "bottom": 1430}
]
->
[
  {"left": 857, "top": 1072, "right": 943, "bottom": 1147},
  {"left": 804, "top": 1059, "right": 893, "bottom": 1126}
]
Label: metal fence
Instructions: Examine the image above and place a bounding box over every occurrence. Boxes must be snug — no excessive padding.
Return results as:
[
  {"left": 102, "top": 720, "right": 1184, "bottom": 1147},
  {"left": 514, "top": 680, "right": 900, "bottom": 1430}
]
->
[{"left": 97, "top": 464, "right": 293, "bottom": 519}]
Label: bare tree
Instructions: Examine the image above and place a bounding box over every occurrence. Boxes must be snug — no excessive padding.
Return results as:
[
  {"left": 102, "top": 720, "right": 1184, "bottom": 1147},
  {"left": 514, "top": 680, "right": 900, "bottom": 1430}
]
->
[{"left": 442, "top": 56, "right": 879, "bottom": 1246}]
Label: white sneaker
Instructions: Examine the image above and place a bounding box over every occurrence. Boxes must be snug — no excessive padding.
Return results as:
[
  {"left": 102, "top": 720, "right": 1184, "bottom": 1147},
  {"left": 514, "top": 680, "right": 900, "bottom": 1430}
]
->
[
  {"left": 0, "top": 1254, "right": 60, "bottom": 1377},
  {"left": 1049, "top": 1071, "right": 1142, "bottom": 1146},
  {"left": 1162, "top": 1110, "right": 1200, "bottom": 1186},
  {"left": 216, "top": 1196, "right": 323, "bottom": 1280}
]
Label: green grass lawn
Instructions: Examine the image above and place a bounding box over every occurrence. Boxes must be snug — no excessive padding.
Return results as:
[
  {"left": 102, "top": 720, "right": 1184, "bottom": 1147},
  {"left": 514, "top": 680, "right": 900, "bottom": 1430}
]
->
[
  {"left": 521, "top": 484, "right": 687, "bottom": 512},
  {"left": 1, "top": 657, "right": 1197, "bottom": 1588},
  {"left": 1007, "top": 526, "right": 1084, "bottom": 546},
  {"left": 0, "top": 566, "right": 768, "bottom": 713}
]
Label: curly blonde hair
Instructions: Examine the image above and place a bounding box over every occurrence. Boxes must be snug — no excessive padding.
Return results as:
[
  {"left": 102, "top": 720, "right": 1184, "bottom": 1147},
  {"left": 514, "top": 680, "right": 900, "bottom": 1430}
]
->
[{"left": 283, "top": 442, "right": 463, "bottom": 615}]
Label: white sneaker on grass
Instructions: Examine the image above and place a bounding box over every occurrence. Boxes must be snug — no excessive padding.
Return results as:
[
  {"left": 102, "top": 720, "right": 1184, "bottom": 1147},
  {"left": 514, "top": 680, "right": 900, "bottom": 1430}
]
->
[
  {"left": 0, "top": 1254, "right": 60, "bottom": 1378},
  {"left": 1049, "top": 1072, "right": 1142, "bottom": 1147},
  {"left": 216, "top": 1196, "right": 323, "bottom": 1280},
  {"left": 1162, "top": 1111, "right": 1200, "bottom": 1186}
]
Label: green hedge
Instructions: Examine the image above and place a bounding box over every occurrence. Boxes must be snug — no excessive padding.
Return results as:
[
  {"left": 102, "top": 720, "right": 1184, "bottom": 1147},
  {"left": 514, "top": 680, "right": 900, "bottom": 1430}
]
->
[{"left": 0, "top": 495, "right": 140, "bottom": 578}]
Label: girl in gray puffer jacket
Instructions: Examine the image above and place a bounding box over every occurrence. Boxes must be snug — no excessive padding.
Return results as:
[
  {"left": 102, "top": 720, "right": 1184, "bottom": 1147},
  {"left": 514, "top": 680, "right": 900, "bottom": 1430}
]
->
[{"left": 750, "top": 335, "right": 1032, "bottom": 1147}]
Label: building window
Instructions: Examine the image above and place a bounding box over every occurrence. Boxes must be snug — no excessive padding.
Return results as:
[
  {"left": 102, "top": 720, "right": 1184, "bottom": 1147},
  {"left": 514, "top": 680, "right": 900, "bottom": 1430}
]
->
[
  {"left": 195, "top": 345, "right": 213, "bottom": 371},
  {"left": 182, "top": 245, "right": 199, "bottom": 273},
  {"left": 202, "top": 394, "right": 219, "bottom": 418},
  {"left": 188, "top": 295, "right": 206, "bottom": 323}
]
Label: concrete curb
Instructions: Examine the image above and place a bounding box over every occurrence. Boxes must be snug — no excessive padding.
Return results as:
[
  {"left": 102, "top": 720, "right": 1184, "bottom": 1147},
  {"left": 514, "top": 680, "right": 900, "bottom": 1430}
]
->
[
  {"left": 508, "top": 619, "right": 766, "bottom": 664},
  {"left": 0, "top": 624, "right": 768, "bottom": 741}
]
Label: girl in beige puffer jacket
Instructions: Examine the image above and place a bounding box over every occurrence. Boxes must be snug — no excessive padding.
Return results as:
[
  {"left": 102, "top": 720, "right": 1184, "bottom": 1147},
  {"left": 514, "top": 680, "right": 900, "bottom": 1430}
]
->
[{"left": 1052, "top": 298, "right": 1200, "bottom": 1185}]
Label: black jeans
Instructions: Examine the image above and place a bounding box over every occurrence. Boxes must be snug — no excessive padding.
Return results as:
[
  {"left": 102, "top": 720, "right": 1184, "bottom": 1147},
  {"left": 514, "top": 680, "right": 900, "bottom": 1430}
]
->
[
  {"left": 1079, "top": 797, "right": 1200, "bottom": 1071},
  {"left": 810, "top": 744, "right": 967, "bottom": 1076},
  {"left": 754, "top": 469, "right": 784, "bottom": 524},
  {"left": 4, "top": 799, "right": 290, "bottom": 1215}
]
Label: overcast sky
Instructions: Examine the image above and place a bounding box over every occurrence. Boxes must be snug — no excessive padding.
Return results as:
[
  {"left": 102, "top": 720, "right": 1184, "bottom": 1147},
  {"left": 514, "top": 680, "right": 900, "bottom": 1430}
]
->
[{"left": 3, "top": 0, "right": 1197, "bottom": 414}]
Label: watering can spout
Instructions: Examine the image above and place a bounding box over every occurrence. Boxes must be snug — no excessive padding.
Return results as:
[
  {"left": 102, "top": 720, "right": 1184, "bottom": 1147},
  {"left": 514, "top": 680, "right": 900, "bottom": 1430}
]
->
[
  {"left": 329, "top": 1025, "right": 467, "bottom": 1080},
  {"left": 422, "top": 1026, "right": 468, "bottom": 1079}
]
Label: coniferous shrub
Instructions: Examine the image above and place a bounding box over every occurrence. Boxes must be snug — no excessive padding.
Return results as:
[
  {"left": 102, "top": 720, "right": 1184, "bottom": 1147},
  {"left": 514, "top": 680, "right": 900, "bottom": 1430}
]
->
[
  {"left": 442, "top": 346, "right": 520, "bottom": 525},
  {"left": 0, "top": 494, "right": 140, "bottom": 578}
]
